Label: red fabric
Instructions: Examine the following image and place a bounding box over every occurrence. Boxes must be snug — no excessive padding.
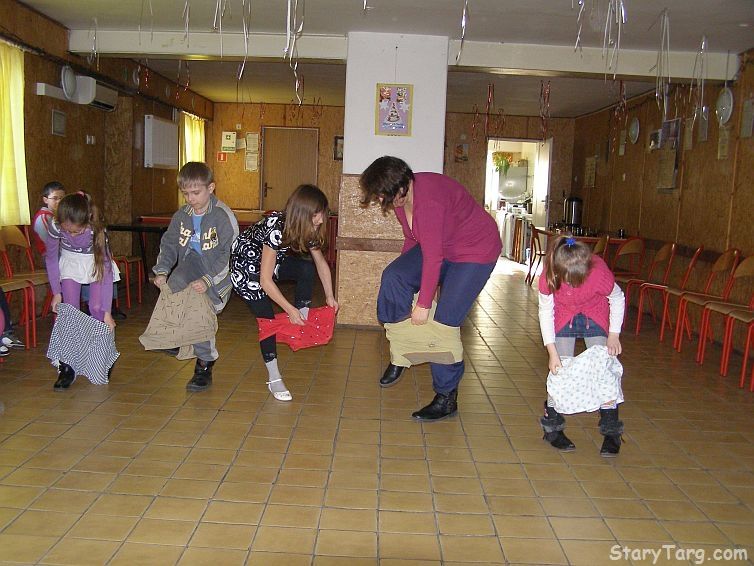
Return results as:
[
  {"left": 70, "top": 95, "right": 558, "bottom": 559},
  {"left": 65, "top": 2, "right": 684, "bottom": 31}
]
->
[{"left": 257, "top": 306, "right": 336, "bottom": 351}]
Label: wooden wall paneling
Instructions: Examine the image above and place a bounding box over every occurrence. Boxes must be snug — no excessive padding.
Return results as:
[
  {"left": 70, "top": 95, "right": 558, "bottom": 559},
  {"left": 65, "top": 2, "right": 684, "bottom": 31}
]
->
[
  {"left": 728, "top": 55, "right": 754, "bottom": 256},
  {"left": 104, "top": 97, "right": 134, "bottom": 257}
]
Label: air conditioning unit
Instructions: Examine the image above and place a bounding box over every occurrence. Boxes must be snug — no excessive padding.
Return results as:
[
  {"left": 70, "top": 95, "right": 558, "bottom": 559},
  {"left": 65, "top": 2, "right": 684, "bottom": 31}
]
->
[{"left": 74, "top": 76, "right": 118, "bottom": 111}]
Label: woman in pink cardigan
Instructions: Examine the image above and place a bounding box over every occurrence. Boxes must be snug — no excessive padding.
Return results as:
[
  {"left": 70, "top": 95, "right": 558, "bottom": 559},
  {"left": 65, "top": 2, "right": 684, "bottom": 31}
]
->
[{"left": 360, "top": 156, "right": 501, "bottom": 421}]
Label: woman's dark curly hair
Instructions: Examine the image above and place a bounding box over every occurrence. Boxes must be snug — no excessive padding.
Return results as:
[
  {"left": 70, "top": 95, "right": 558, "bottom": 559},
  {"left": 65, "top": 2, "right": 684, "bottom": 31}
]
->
[{"left": 359, "top": 156, "right": 414, "bottom": 214}]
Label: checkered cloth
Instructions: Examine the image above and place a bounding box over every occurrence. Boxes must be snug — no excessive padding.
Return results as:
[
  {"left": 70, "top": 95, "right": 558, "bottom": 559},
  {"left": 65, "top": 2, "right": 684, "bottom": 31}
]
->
[{"left": 46, "top": 302, "right": 119, "bottom": 385}]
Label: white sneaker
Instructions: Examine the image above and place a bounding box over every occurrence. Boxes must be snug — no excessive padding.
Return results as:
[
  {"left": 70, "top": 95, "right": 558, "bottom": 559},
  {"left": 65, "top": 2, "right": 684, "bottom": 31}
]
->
[{"left": 0, "top": 345, "right": 9, "bottom": 357}]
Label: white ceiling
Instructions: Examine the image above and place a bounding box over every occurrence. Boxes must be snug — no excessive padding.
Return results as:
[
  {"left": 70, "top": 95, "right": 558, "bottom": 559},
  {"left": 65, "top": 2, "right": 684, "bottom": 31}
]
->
[{"left": 19, "top": 0, "right": 754, "bottom": 116}]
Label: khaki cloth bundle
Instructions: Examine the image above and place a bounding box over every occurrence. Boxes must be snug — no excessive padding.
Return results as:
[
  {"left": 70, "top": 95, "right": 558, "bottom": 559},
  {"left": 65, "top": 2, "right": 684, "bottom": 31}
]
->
[
  {"left": 139, "top": 286, "right": 217, "bottom": 360},
  {"left": 384, "top": 301, "right": 463, "bottom": 367}
]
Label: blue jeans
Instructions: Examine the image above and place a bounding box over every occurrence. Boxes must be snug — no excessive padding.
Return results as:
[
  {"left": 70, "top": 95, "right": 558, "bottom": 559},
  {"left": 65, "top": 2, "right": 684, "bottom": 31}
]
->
[
  {"left": 377, "top": 245, "right": 495, "bottom": 393},
  {"left": 554, "top": 313, "right": 607, "bottom": 357}
]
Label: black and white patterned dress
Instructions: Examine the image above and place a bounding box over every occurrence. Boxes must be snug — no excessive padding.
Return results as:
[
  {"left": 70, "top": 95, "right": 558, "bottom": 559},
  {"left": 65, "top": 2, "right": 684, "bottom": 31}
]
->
[{"left": 230, "top": 213, "right": 290, "bottom": 302}]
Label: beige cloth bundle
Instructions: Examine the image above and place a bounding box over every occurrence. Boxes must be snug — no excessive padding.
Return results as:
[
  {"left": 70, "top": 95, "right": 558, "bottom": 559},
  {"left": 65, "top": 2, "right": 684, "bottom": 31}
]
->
[
  {"left": 384, "top": 301, "right": 463, "bottom": 367},
  {"left": 139, "top": 286, "right": 217, "bottom": 360}
]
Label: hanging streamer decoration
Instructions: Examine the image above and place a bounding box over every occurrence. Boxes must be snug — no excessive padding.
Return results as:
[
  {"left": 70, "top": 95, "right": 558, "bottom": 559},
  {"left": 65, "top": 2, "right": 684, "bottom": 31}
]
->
[
  {"left": 176, "top": 60, "right": 191, "bottom": 102},
  {"left": 455, "top": 0, "right": 469, "bottom": 64},
  {"left": 650, "top": 8, "right": 671, "bottom": 121},
  {"left": 602, "top": 0, "right": 626, "bottom": 79},
  {"left": 611, "top": 80, "right": 627, "bottom": 153},
  {"left": 362, "top": 0, "right": 369, "bottom": 11},
  {"left": 138, "top": 0, "right": 154, "bottom": 45},
  {"left": 213, "top": 0, "right": 230, "bottom": 58},
  {"left": 688, "top": 35, "right": 707, "bottom": 129},
  {"left": 540, "top": 80, "right": 551, "bottom": 142},
  {"left": 572, "top": 0, "right": 586, "bottom": 53},
  {"left": 87, "top": 17, "right": 100, "bottom": 71},
  {"left": 237, "top": 0, "right": 252, "bottom": 82},
  {"left": 471, "top": 104, "right": 480, "bottom": 142},
  {"left": 484, "top": 83, "right": 494, "bottom": 138},
  {"left": 284, "top": 0, "right": 306, "bottom": 105},
  {"left": 182, "top": 0, "right": 191, "bottom": 46}
]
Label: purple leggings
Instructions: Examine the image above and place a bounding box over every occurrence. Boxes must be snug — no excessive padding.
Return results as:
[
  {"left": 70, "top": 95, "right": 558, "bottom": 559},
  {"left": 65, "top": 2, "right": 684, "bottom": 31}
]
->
[{"left": 61, "top": 279, "right": 112, "bottom": 322}]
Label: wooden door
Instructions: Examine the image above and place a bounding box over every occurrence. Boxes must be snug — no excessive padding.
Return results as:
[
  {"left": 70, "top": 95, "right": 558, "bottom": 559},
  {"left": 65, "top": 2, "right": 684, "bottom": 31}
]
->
[
  {"left": 532, "top": 138, "right": 552, "bottom": 228},
  {"left": 261, "top": 127, "right": 319, "bottom": 211}
]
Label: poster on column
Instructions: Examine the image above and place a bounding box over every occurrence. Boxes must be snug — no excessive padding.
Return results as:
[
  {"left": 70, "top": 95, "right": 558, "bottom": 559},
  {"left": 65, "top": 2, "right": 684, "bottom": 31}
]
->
[{"left": 375, "top": 83, "right": 413, "bottom": 136}]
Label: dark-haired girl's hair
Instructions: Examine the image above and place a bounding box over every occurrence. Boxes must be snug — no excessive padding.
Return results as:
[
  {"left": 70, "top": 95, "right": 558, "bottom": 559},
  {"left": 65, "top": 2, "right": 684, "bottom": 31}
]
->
[
  {"left": 42, "top": 181, "right": 64, "bottom": 198},
  {"left": 56, "top": 192, "right": 108, "bottom": 281},
  {"left": 283, "top": 184, "right": 329, "bottom": 254},
  {"left": 359, "top": 156, "right": 414, "bottom": 214},
  {"left": 544, "top": 235, "right": 593, "bottom": 291}
]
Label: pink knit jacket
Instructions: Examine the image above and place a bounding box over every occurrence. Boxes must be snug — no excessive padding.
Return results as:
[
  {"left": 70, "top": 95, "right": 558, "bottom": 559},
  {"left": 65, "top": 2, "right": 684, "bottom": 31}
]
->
[{"left": 538, "top": 255, "right": 615, "bottom": 334}]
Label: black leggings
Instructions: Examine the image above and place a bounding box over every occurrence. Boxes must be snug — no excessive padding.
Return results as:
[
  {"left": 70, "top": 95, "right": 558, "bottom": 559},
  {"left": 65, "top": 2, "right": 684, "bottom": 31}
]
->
[{"left": 244, "top": 255, "right": 315, "bottom": 362}]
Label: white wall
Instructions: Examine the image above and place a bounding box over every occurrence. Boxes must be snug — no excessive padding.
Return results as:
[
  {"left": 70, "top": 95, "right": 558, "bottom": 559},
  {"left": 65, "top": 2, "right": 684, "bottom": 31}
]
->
[{"left": 343, "top": 32, "right": 448, "bottom": 175}]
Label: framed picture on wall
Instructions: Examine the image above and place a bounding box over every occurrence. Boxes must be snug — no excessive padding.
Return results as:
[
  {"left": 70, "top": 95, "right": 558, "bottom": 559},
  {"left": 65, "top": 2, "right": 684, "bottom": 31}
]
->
[
  {"left": 375, "top": 83, "right": 413, "bottom": 136},
  {"left": 333, "top": 136, "right": 344, "bottom": 161}
]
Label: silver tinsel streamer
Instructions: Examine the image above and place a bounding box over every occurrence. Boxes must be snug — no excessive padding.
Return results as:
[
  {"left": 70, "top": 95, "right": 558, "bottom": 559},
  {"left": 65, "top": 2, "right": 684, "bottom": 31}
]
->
[
  {"left": 182, "top": 0, "right": 190, "bottom": 46},
  {"left": 213, "top": 0, "right": 230, "bottom": 58},
  {"left": 602, "top": 0, "right": 626, "bottom": 79},
  {"left": 455, "top": 0, "right": 469, "bottom": 64},
  {"left": 87, "top": 17, "right": 99, "bottom": 70},
  {"left": 573, "top": 0, "right": 586, "bottom": 53},
  {"left": 138, "top": 0, "right": 154, "bottom": 45},
  {"left": 284, "top": 0, "right": 306, "bottom": 105},
  {"left": 649, "top": 8, "right": 671, "bottom": 120},
  {"left": 237, "top": 0, "right": 252, "bottom": 81},
  {"left": 688, "top": 35, "right": 707, "bottom": 129}
]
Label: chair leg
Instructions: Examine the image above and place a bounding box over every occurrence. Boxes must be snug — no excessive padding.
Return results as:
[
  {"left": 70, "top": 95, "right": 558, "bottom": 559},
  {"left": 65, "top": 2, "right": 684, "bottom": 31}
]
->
[
  {"left": 635, "top": 287, "right": 647, "bottom": 335},
  {"left": 696, "top": 308, "right": 710, "bottom": 364},
  {"left": 674, "top": 299, "right": 687, "bottom": 351},
  {"left": 741, "top": 324, "right": 753, "bottom": 389},
  {"left": 659, "top": 292, "right": 672, "bottom": 342},
  {"left": 721, "top": 316, "right": 736, "bottom": 377},
  {"left": 136, "top": 261, "right": 143, "bottom": 304},
  {"left": 41, "top": 289, "right": 53, "bottom": 318}
]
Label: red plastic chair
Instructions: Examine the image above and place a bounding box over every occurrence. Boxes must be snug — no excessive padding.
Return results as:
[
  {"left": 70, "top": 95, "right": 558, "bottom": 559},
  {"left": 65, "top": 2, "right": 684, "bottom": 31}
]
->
[
  {"left": 640, "top": 245, "right": 703, "bottom": 337},
  {"left": 674, "top": 248, "right": 740, "bottom": 352},
  {"left": 610, "top": 237, "right": 645, "bottom": 279},
  {"left": 617, "top": 241, "right": 676, "bottom": 327}
]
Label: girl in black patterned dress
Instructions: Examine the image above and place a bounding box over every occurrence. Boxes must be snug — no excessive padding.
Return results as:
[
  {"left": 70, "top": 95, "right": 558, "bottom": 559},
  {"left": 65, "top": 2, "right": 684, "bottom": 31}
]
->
[{"left": 230, "top": 185, "right": 338, "bottom": 401}]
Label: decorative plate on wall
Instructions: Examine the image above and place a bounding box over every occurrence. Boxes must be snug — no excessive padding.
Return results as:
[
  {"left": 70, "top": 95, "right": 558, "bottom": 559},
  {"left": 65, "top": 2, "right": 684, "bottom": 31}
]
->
[
  {"left": 628, "top": 117, "right": 640, "bottom": 144},
  {"left": 715, "top": 87, "right": 734, "bottom": 125}
]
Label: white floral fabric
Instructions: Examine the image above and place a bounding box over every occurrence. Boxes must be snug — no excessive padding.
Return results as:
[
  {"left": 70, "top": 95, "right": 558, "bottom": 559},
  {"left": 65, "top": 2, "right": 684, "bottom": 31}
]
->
[{"left": 546, "top": 345, "right": 624, "bottom": 414}]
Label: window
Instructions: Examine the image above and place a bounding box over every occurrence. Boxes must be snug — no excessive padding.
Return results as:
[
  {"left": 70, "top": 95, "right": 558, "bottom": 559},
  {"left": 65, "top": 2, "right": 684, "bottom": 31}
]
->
[{"left": 0, "top": 41, "right": 30, "bottom": 226}]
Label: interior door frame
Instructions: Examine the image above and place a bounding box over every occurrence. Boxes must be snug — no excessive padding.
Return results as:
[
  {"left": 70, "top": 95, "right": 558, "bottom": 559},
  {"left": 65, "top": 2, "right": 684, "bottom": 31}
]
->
[{"left": 259, "top": 126, "right": 320, "bottom": 210}]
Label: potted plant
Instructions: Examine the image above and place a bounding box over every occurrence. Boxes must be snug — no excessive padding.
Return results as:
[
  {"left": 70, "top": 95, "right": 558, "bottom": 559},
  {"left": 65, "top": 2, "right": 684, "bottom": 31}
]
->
[{"left": 492, "top": 152, "right": 513, "bottom": 176}]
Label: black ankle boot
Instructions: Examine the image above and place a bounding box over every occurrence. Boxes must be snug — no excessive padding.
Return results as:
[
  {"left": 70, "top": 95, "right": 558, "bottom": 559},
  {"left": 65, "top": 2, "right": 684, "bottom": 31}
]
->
[
  {"left": 53, "top": 362, "right": 76, "bottom": 391},
  {"left": 598, "top": 407, "right": 624, "bottom": 457},
  {"left": 186, "top": 359, "right": 214, "bottom": 392},
  {"left": 111, "top": 302, "right": 127, "bottom": 321},
  {"left": 380, "top": 364, "right": 404, "bottom": 388},
  {"left": 543, "top": 430, "right": 576, "bottom": 451},
  {"left": 412, "top": 389, "right": 458, "bottom": 421},
  {"left": 541, "top": 402, "right": 575, "bottom": 450}
]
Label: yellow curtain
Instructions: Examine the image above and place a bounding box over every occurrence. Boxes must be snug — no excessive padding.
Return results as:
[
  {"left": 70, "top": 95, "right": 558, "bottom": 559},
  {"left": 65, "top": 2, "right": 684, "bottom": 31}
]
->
[
  {"left": 179, "top": 111, "right": 206, "bottom": 168},
  {"left": 0, "top": 42, "right": 30, "bottom": 226}
]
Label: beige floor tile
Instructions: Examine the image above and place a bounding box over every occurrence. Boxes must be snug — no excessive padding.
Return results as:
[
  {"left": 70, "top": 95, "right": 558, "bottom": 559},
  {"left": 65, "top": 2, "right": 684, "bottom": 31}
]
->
[
  {"left": 500, "top": 538, "right": 568, "bottom": 564},
  {"left": 440, "top": 535, "right": 505, "bottom": 563},
  {"left": 260, "top": 504, "right": 321, "bottom": 528},
  {"left": 179, "top": 547, "right": 249, "bottom": 565},
  {"left": 379, "top": 533, "right": 441, "bottom": 561},
  {"left": 605, "top": 518, "right": 672, "bottom": 542},
  {"left": 315, "top": 529, "right": 377, "bottom": 557},
  {"left": 144, "top": 496, "right": 208, "bottom": 521},
  {"left": 88, "top": 493, "right": 153, "bottom": 516},
  {"left": 40, "top": 537, "right": 120, "bottom": 565},
  {"left": 160, "top": 478, "right": 219, "bottom": 499},
  {"left": 215, "top": 481, "right": 272, "bottom": 503},
  {"left": 251, "top": 526, "right": 316, "bottom": 554},
  {"left": 0, "top": 485, "right": 45, "bottom": 508},
  {"left": 245, "top": 551, "right": 312, "bottom": 565},
  {"left": 109, "top": 542, "right": 184, "bottom": 565},
  {"left": 127, "top": 517, "right": 196, "bottom": 546},
  {"left": 67, "top": 513, "right": 139, "bottom": 540},
  {"left": 4, "top": 509, "right": 80, "bottom": 536},
  {"left": 189, "top": 522, "right": 256, "bottom": 549},
  {"left": 0, "top": 533, "right": 58, "bottom": 563},
  {"left": 493, "top": 515, "right": 555, "bottom": 538},
  {"left": 379, "top": 511, "right": 437, "bottom": 534},
  {"left": 560, "top": 540, "right": 621, "bottom": 566},
  {"left": 324, "top": 487, "right": 378, "bottom": 509},
  {"left": 549, "top": 517, "right": 614, "bottom": 540},
  {"left": 661, "top": 521, "right": 730, "bottom": 544},
  {"left": 437, "top": 513, "right": 495, "bottom": 535},
  {"left": 29, "top": 488, "right": 98, "bottom": 513},
  {"left": 319, "top": 507, "right": 377, "bottom": 531}
]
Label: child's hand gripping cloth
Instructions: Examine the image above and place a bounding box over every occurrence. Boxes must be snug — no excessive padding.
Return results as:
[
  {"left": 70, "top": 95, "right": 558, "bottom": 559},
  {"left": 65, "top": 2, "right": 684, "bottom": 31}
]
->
[
  {"left": 546, "top": 345, "right": 624, "bottom": 415},
  {"left": 257, "top": 306, "right": 336, "bottom": 351},
  {"left": 46, "top": 302, "right": 119, "bottom": 385},
  {"left": 383, "top": 301, "right": 463, "bottom": 367},
  {"left": 139, "top": 286, "right": 217, "bottom": 359}
]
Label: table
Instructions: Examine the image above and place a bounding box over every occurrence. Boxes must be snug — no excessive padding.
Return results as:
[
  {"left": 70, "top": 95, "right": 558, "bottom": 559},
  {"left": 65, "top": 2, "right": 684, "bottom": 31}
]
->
[{"left": 107, "top": 223, "right": 168, "bottom": 282}]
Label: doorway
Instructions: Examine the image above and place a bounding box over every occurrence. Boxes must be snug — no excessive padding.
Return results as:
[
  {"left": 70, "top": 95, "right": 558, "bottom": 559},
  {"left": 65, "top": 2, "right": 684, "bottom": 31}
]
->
[
  {"left": 260, "top": 127, "right": 319, "bottom": 211},
  {"left": 486, "top": 138, "right": 552, "bottom": 261}
]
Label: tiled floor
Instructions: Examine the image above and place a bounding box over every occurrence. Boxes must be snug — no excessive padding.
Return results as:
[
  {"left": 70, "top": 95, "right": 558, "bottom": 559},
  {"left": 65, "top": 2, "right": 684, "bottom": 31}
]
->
[{"left": 1, "top": 259, "right": 753, "bottom": 565}]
